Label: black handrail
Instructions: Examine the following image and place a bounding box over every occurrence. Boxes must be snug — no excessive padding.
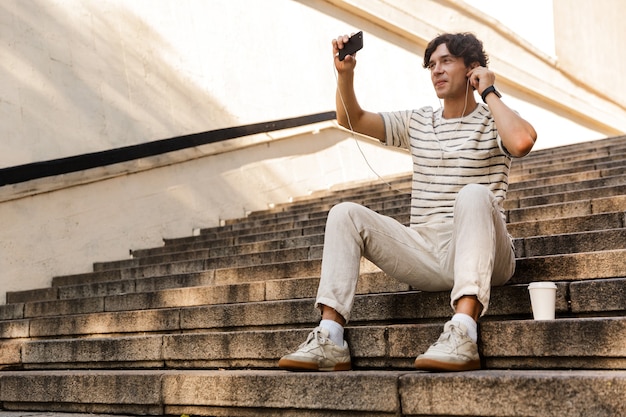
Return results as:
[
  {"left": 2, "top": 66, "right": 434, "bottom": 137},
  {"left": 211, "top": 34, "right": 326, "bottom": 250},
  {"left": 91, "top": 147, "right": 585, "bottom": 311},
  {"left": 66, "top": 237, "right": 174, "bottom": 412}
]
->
[{"left": 0, "top": 111, "right": 336, "bottom": 186}]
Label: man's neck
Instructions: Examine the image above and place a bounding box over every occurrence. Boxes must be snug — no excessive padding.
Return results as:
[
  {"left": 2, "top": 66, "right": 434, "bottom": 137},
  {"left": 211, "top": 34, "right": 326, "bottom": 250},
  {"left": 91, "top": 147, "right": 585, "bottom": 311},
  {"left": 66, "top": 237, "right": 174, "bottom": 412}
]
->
[{"left": 442, "top": 97, "right": 478, "bottom": 119}]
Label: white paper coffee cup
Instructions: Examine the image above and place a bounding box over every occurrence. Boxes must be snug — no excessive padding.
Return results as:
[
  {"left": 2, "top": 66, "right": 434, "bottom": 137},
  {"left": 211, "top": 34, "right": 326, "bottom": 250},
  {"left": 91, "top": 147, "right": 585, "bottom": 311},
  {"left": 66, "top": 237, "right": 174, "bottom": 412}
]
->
[{"left": 528, "top": 282, "right": 557, "bottom": 320}]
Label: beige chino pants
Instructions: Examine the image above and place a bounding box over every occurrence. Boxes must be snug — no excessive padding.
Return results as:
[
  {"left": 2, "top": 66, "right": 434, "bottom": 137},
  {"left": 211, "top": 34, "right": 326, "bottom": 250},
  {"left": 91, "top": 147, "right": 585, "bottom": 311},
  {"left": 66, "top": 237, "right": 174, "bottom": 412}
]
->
[{"left": 315, "top": 184, "right": 515, "bottom": 322}]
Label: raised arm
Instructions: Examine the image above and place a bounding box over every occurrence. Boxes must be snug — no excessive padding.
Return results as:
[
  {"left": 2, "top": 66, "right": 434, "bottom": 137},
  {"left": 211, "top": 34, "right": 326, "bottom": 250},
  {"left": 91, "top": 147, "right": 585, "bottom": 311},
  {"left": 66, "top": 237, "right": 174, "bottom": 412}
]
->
[
  {"left": 333, "top": 34, "right": 386, "bottom": 142},
  {"left": 467, "top": 66, "right": 537, "bottom": 157}
]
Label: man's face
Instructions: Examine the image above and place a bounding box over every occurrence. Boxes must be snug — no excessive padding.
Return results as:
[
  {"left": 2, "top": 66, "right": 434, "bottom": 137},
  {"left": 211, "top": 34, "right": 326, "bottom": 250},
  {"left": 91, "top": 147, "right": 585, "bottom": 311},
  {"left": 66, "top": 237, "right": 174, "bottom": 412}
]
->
[{"left": 427, "top": 43, "right": 468, "bottom": 100}]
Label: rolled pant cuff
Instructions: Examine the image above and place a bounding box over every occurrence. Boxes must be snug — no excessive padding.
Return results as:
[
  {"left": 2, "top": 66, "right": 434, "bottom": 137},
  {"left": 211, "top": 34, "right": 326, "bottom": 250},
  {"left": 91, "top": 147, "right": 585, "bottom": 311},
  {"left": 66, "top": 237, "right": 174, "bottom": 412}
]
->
[
  {"left": 315, "top": 297, "right": 352, "bottom": 323},
  {"left": 451, "top": 284, "right": 491, "bottom": 316}
]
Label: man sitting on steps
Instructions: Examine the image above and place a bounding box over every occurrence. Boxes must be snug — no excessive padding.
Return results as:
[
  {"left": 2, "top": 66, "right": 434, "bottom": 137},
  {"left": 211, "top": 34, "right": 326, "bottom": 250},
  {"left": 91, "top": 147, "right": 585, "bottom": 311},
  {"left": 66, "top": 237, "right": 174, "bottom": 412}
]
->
[{"left": 279, "top": 32, "right": 537, "bottom": 372}]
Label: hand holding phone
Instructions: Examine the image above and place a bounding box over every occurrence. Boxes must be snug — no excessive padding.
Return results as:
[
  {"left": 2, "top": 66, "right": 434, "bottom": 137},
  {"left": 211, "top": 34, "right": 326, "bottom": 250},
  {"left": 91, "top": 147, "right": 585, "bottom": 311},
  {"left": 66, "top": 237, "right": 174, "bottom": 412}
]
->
[{"left": 338, "top": 31, "right": 363, "bottom": 61}]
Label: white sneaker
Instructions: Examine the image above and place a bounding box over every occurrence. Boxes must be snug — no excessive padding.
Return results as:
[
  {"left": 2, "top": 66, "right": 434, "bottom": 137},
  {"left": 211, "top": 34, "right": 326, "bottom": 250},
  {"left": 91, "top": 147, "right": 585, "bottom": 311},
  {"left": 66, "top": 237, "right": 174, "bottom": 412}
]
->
[
  {"left": 414, "top": 320, "right": 481, "bottom": 371},
  {"left": 278, "top": 326, "right": 351, "bottom": 371}
]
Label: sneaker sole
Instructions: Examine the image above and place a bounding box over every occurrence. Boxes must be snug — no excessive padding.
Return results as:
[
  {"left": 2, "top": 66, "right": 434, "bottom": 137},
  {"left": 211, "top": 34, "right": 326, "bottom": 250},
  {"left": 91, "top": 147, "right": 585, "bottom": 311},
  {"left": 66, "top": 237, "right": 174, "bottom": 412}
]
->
[
  {"left": 278, "top": 358, "right": 351, "bottom": 372},
  {"left": 414, "top": 357, "right": 481, "bottom": 372}
]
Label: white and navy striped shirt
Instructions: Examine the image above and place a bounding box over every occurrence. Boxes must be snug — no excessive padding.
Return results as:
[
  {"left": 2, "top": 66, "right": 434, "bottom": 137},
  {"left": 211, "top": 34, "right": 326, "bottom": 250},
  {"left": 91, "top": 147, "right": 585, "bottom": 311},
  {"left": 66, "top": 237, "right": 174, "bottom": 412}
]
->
[{"left": 381, "top": 103, "right": 512, "bottom": 227}]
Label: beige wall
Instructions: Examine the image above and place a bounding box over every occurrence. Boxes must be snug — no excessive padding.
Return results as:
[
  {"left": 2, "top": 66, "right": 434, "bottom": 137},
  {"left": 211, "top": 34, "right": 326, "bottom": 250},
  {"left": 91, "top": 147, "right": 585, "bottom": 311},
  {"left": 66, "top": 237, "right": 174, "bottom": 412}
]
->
[
  {"left": 0, "top": 0, "right": 339, "bottom": 167},
  {"left": 554, "top": 0, "right": 626, "bottom": 109},
  {"left": 2, "top": 0, "right": 624, "bottom": 169},
  {"left": 1, "top": 0, "right": 626, "bottom": 302}
]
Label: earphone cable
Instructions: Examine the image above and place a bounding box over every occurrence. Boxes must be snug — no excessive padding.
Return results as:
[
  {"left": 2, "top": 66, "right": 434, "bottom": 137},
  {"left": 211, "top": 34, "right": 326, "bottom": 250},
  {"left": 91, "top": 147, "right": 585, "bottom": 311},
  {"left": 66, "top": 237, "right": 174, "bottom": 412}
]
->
[{"left": 333, "top": 65, "right": 407, "bottom": 195}]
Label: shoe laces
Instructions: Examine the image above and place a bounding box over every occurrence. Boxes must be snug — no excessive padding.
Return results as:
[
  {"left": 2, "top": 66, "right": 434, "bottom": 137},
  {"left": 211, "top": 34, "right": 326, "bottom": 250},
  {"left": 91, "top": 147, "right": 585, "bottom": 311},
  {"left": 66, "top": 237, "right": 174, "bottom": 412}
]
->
[
  {"left": 432, "top": 322, "right": 465, "bottom": 352},
  {"left": 299, "top": 327, "right": 329, "bottom": 358}
]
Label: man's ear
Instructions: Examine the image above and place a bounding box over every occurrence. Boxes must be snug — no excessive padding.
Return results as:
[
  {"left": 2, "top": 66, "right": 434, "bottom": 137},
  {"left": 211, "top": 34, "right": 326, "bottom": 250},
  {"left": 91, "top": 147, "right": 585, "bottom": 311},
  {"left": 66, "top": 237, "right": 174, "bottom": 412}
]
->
[{"left": 467, "top": 63, "right": 479, "bottom": 90}]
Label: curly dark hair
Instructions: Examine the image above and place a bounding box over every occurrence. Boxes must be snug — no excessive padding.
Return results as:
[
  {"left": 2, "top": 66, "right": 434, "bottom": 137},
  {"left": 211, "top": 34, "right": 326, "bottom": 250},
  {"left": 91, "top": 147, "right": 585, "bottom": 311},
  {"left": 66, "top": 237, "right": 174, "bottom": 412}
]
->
[{"left": 423, "top": 33, "right": 489, "bottom": 69}]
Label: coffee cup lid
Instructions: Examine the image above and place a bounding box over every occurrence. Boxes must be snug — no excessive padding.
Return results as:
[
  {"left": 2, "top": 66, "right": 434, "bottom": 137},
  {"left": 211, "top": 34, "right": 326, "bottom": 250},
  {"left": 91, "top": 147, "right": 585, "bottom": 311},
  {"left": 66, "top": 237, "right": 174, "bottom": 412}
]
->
[{"left": 528, "top": 281, "right": 557, "bottom": 289}]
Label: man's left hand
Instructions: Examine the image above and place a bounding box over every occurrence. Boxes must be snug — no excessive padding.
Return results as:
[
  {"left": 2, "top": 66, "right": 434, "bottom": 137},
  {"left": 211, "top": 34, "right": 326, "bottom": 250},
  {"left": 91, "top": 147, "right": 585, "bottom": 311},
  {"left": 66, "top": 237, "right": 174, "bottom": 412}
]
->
[{"left": 466, "top": 66, "right": 495, "bottom": 96}]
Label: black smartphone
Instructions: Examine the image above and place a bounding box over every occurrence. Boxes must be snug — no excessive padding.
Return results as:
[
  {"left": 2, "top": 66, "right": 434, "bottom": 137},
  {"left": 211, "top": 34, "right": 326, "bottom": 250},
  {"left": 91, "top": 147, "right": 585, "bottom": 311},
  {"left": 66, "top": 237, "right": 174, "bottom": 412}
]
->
[{"left": 338, "top": 31, "right": 363, "bottom": 61}]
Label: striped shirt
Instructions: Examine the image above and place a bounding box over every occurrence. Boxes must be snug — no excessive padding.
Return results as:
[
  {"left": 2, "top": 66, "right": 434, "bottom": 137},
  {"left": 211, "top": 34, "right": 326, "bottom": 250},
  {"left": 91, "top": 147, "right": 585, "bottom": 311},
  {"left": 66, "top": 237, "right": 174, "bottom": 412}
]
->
[{"left": 380, "top": 103, "right": 512, "bottom": 227}]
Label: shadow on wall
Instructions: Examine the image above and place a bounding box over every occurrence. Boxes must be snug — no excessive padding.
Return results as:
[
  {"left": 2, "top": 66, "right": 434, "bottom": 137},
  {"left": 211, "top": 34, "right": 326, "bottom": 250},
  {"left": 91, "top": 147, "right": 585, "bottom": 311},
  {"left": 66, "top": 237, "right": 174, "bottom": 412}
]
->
[{"left": 0, "top": 1, "right": 237, "bottom": 168}]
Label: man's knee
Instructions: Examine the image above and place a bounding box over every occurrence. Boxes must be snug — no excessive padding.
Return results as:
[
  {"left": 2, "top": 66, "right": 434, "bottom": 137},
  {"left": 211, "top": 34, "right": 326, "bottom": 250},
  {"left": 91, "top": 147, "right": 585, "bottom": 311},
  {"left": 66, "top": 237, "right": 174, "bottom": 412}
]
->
[
  {"left": 458, "top": 183, "right": 490, "bottom": 199},
  {"left": 327, "top": 202, "right": 365, "bottom": 224},
  {"left": 455, "top": 184, "right": 492, "bottom": 211}
]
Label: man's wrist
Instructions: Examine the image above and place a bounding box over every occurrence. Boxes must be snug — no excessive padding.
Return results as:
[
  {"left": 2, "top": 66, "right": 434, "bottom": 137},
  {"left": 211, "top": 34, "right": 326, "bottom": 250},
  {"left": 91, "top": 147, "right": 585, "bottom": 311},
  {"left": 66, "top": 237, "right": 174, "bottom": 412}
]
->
[{"left": 481, "top": 85, "right": 501, "bottom": 103}]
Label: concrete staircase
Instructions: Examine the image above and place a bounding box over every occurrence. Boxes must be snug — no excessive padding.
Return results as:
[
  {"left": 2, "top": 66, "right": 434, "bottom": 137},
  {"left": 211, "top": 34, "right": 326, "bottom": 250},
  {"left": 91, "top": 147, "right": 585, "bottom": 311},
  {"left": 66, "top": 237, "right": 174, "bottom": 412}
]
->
[{"left": 1, "top": 136, "right": 625, "bottom": 416}]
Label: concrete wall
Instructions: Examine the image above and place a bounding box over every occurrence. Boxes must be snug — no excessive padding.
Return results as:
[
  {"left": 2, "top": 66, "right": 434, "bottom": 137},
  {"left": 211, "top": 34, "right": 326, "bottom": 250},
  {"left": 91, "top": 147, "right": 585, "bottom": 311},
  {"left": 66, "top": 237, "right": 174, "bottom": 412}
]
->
[
  {"left": 2, "top": 0, "right": 624, "bottom": 169},
  {"left": 0, "top": 0, "right": 340, "bottom": 167},
  {"left": 553, "top": 0, "right": 626, "bottom": 109}
]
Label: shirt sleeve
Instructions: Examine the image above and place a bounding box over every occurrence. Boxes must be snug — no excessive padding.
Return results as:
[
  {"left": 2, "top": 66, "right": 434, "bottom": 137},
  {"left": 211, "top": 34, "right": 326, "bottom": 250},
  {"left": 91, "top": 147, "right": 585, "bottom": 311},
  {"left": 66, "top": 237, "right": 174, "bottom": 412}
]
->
[
  {"left": 496, "top": 132, "right": 514, "bottom": 158},
  {"left": 493, "top": 107, "right": 523, "bottom": 158},
  {"left": 379, "top": 110, "right": 413, "bottom": 150}
]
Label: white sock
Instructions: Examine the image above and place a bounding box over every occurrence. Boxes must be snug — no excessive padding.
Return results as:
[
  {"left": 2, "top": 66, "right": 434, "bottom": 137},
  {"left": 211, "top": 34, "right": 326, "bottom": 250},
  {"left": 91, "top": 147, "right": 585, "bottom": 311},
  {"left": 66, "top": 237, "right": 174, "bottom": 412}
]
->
[
  {"left": 451, "top": 313, "right": 478, "bottom": 343},
  {"left": 320, "top": 319, "right": 344, "bottom": 346}
]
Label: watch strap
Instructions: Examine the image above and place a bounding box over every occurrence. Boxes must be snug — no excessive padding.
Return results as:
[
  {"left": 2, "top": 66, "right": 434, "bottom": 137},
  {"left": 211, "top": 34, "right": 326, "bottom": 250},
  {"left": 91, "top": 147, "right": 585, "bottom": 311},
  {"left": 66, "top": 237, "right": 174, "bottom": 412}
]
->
[{"left": 481, "top": 85, "right": 501, "bottom": 103}]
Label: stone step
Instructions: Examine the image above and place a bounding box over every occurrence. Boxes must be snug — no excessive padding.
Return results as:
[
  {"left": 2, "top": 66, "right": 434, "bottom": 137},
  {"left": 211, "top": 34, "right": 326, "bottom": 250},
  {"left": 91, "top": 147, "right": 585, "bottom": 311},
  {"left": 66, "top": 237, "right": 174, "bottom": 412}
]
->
[
  {"left": 93, "top": 245, "right": 323, "bottom": 283},
  {"left": 131, "top": 232, "right": 325, "bottom": 260},
  {"left": 120, "top": 190, "right": 625, "bottom": 266},
  {"left": 510, "top": 154, "right": 626, "bottom": 181},
  {"left": 247, "top": 192, "right": 406, "bottom": 225},
  {"left": 511, "top": 136, "right": 626, "bottom": 164},
  {"left": 0, "top": 369, "right": 623, "bottom": 416},
  {"left": 513, "top": 144, "right": 619, "bottom": 162},
  {"left": 105, "top": 225, "right": 626, "bottom": 284},
  {"left": 482, "top": 316, "right": 626, "bottom": 369},
  {"left": 514, "top": 228, "right": 626, "bottom": 257},
  {"left": 209, "top": 174, "right": 626, "bottom": 229},
  {"left": 166, "top": 204, "right": 622, "bottom": 257},
  {"left": 232, "top": 164, "right": 620, "bottom": 223},
  {"left": 2, "top": 315, "right": 624, "bottom": 372},
  {"left": 1, "top": 276, "right": 622, "bottom": 342},
  {"left": 190, "top": 222, "right": 312, "bottom": 251},
  {"left": 100, "top": 243, "right": 298, "bottom": 273},
  {"left": 4, "top": 270, "right": 218, "bottom": 305},
  {"left": 0, "top": 272, "right": 405, "bottom": 321},
  {"left": 198, "top": 141, "right": 624, "bottom": 231},
  {"left": 104, "top": 244, "right": 626, "bottom": 291},
  {"left": 511, "top": 151, "right": 626, "bottom": 177},
  {"left": 507, "top": 183, "right": 626, "bottom": 210},
  {"left": 512, "top": 249, "right": 626, "bottom": 283},
  {"left": 94, "top": 216, "right": 623, "bottom": 286},
  {"left": 507, "top": 194, "right": 626, "bottom": 223},
  {"left": 243, "top": 180, "right": 412, "bottom": 219},
  {"left": 138, "top": 175, "right": 625, "bottom": 245},
  {"left": 508, "top": 211, "right": 625, "bottom": 237},
  {"left": 510, "top": 144, "right": 626, "bottom": 172},
  {"left": 160, "top": 219, "right": 328, "bottom": 249},
  {"left": 99, "top": 233, "right": 325, "bottom": 272},
  {"left": 223, "top": 177, "right": 589, "bottom": 226},
  {"left": 509, "top": 165, "right": 625, "bottom": 192},
  {"left": 0, "top": 274, "right": 406, "bottom": 328},
  {"left": 400, "top": 370, "right": 626, "bottom": 417},
  {"left": 506, "top": 173, "right": 626, "bottom": 202},
  {"left": 115, "top": 223, "right": 623, "bottom": 284},
  {"left": 4, "top": 265, "right": 623, "bottom": 326},
  {"left": 509, "top": 158, "right": 625, "bottom": 184},
  {"left": 122, "top": 174, "right": 624, "bottom": 256},
  {"left": 240, "top": 195, "right": 403, "bottom": 225},
  {"left": 5, "top": 227, "right": 624, "bottom": 306},
  {"left": 138, "top": 173, "right": 624, "bottom": 241},
  {"left": 53, "top": 246, "right": 325, "bottom": 288},
  {"left": 51, "top": 246, "right": 626, "bottom": 301},
  {"left": 202, "top": 215, "right": 329, "bottom": 240}
]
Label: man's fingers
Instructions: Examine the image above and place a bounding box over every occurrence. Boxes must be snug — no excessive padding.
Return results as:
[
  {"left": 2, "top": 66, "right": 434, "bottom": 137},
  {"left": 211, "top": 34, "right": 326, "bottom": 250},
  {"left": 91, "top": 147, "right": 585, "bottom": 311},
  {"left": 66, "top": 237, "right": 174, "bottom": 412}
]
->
[{"left": 335, "top": 34, "right": 350, "bottom": 49}]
